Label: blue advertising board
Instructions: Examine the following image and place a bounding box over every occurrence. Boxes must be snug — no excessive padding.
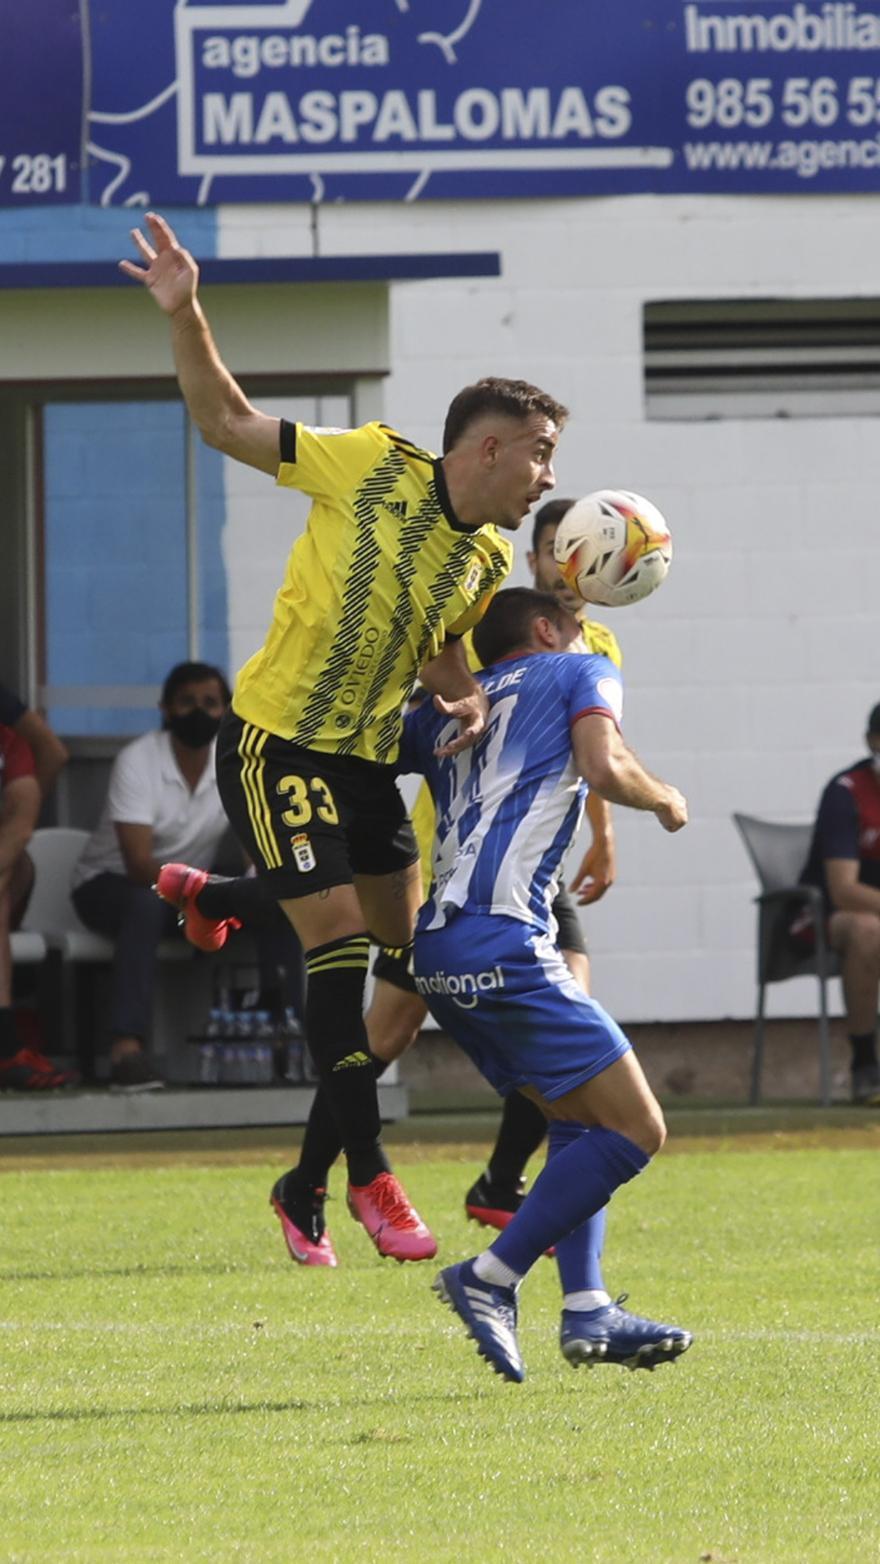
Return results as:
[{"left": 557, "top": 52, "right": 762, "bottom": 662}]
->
[
  {"left": 5, "top": 2, "right": 880, "bottom": 206},
  {"left": 0, "top": 2, "right": 83, "bottom": 205}
]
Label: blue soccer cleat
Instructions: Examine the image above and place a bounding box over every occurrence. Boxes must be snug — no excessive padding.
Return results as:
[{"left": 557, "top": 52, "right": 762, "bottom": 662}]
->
[
  {"left": 433, "top": 1259, "right": 524, "bottom": 1383},
  {"left": 560, "top": 1294, "right": 693, "bottom": 1372}
]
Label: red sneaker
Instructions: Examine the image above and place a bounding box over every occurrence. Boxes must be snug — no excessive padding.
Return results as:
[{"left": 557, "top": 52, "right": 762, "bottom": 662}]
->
[
  {"left": 270, "top": 1178, "right": 337, "bottom": 1268},
  {"left": 347, "top": 1172, "right": 437, "bottom": 1262},
  {"left": 0, "top": 1048, "right": 79, "bottom": 1091},
  {"left": 154, "top": 863, "right": 241, "bottom": 953}
]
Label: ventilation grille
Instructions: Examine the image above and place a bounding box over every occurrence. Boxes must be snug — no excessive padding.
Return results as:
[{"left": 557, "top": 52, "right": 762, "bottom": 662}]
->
[{"left": 644, "top": 297, "right": 880, "bottom": 419}]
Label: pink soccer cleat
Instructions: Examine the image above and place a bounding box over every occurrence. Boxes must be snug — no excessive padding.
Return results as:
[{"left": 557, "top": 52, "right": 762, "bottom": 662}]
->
[
  {"left": 347, "top": 1172, "right": 437, "bottom": 1262},
  {"left": 270, "top": 1178, "right": 337, "bottom": 1268},
  {"left": 154, "top": 863, "right": 241, "bottom": 953}
]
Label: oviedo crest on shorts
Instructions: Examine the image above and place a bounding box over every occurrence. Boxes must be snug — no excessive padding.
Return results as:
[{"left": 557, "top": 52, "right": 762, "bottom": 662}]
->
[{"left": 291, "top": 832, "right": 317, "bottom": 873}]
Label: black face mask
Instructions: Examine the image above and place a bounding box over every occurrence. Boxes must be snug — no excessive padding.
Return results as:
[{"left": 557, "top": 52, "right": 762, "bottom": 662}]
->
[{"left": 166, "top": 709, "right": 222, "bottom": 750}]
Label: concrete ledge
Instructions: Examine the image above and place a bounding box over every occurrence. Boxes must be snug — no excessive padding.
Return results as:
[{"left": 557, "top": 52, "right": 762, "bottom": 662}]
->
[
  {"left": 399, "top": 1019, "right": 857, "bottom": 1110},
  {"left": 0, "top": 1083, "right": 407, "bottom": 1137}
]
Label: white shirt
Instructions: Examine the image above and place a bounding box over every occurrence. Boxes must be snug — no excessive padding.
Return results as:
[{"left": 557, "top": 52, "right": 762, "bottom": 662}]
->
[{"left": 73, "top": 730, "right": 229, "bottom": 888}]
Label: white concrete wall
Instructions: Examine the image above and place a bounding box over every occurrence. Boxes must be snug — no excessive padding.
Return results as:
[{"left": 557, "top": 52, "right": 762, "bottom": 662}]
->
[{"left": 216, "top": 194, "right": 880, "bottom": 1023}]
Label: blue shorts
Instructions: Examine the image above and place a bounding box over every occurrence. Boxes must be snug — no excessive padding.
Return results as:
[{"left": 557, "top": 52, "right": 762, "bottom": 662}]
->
[{"left": 413, "top": 913, "right": 631, "bottom": 1101}]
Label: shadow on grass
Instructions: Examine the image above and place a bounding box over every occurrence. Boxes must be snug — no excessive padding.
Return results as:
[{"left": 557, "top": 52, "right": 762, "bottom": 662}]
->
[
  {"left": 0, "top": 1388, "right": 486, "bottom": 1425},
  {"left": 0, "top": 1261, "right": 271, "bottom": 1283}
]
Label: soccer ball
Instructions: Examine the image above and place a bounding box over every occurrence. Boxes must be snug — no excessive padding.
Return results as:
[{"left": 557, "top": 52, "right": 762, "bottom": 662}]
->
[{"left": 553, "top": 490, "right": 672, "bottom": 608}]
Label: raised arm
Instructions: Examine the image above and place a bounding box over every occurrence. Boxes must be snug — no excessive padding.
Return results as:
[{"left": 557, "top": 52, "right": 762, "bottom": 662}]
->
[
  {"left": 573, "top": 713, "right": 687, "bottom": 834},
  {"left": 120, "top": 212, "right": 280, "bottom": 475}
]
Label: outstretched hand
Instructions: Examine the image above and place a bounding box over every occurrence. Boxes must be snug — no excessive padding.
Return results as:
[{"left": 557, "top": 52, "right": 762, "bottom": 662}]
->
[
  {"left": 433, "top": 688, "right": 490, "bottom": 757},
  {"left": 118, "top": 212, "right": 199, "bottom": 315}
]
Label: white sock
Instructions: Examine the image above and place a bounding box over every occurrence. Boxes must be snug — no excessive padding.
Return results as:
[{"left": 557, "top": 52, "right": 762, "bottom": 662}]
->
[
  {"left": 473, "top": 1250, "right": 522, "bottom": 1289},
  {"left": 563, "top": 1289, "right": 611, "bottom": 1312}
]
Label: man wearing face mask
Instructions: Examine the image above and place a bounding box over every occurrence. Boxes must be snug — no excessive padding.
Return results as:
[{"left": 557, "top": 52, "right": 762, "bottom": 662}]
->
[
  {"left": 73, "top": 662, "right": 251, "bottom": 1088},
  {"left": 796, "top": 701, "right": 880, "bottom": 1105}
]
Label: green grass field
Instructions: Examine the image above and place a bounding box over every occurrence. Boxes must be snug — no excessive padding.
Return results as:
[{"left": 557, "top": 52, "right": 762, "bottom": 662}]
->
[{"left": 1, "top": 1125, "right": 878, "bottom": 1563}]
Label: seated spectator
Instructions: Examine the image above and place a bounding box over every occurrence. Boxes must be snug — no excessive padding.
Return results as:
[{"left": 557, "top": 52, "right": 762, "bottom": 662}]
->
[
  {"left": 798, "top": 702, "right": 880, "bottom": 1105},
  {"left": 72, "top": 661, "right": 303, "bottom": 1091},
  {"left": 0, "top": 687, "right": 75, "bottom": 1089}
]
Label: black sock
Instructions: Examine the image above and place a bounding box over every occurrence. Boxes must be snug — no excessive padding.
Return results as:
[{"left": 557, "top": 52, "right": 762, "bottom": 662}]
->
[
  {"left": 195, "top": 874, "right": 276, "bottom": 924},
  {"left": 849, "top": 1032, "right": 878, "bottom": 1071},
  {"left": 487, "top": 1090, "right": 548, "bottom": 1186},
  {"left": 294, "top": 1052, "right": 390, "bottom": 1189},
  {"left": 0, "top": 1007, "right": 19, "bottom": 1061},
  {"left": 303, "top": 934, "right": 387, "bottom": 1186}
]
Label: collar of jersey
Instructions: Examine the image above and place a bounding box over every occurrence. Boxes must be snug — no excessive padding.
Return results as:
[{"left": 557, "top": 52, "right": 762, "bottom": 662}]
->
[{"left": 433, "top": 459, "right": 481, "bottom": 533}]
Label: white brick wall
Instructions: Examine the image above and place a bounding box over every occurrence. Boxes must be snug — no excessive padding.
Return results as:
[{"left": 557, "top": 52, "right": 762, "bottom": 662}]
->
[{"left": 217, "top": 193, "right": 880, "bottom": 1023}]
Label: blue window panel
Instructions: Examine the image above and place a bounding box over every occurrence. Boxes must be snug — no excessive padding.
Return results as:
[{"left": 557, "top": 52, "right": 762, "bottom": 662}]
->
[
  {"left": 44, "top": 400, "right": 188, "bottom": 734},
  {"left": 195, "top": 438, "right": 229, "bottom": 683}
]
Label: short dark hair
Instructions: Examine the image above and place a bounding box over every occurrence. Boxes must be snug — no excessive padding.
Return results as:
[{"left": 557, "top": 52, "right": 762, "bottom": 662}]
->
[
  {"left": 442, "top": 377, "right": 569, "bottom": 455},
  {"left": 160, "top": 661, "right": 231, "bottom": 708},
  {"left": 867, "top": 702, "right": 880, "bottom": 736},
  {"left": 472, "top": 587, "right": 571, "bottom": 668},
  {"left": 531, "top": 496, "right": 577, "bottom": 556}
]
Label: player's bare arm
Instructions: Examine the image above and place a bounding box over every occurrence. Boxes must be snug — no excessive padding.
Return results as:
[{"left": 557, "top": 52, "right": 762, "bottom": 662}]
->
[
  {"left": 573, "top": 714, "right": 687, "bottom": 833},
  {"left": 569, "top": 789, "right": 616, "bottom": 905},
  {"left": 0, "top": 775, "right": 40, "bottom": 879},
  {"left": 119, "top": 212, "right": 279, "bottom": 475},
  {"left": 420, "top": 637, "right": 490, "bottom": 757},
  {"left": 826, "top": 858, "right": 880, "bottom": 916}
]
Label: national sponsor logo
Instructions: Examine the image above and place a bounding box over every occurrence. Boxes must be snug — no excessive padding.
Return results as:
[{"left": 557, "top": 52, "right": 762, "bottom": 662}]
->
[{"left": 414, "top": 964, "right": 505, "bottom": 1009}]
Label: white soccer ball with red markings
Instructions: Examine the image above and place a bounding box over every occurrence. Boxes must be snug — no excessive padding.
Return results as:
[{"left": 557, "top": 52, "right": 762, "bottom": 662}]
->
[{"left": 553, "top": 490, "right": 672, "bottom": 608}]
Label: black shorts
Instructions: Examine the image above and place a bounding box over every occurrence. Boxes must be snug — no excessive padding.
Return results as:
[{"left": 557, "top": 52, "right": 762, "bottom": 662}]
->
[
  {"left": 551, "top": 886, "right": 588, "bottom": 958},
  {"left": 372, "top": 944, "right": 418, "bottom": 996},
  {"left": 216, "top": 711, "right": 419, "bottom": 900}
]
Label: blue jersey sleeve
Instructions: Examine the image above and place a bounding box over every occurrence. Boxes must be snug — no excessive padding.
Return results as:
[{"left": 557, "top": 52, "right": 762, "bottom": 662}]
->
[
  {"left": 815, "top": 777, "right": 860, "bottom": 861},
  {"left": 566, "top": 653, "right": 623, "bottom": 729},
  {"left": 398, "top": 704, "right": 441, "bottom": 777}
]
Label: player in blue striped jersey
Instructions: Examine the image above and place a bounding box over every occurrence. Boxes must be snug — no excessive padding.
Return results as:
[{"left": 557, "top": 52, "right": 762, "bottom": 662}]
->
[{"left": 399, "top": 587, "right": 693, "bottom": 1383}]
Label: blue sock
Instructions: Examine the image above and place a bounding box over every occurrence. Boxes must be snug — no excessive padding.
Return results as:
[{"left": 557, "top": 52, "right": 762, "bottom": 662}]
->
[
  {"left": 545, "top": 1122, "right": 608, "bottom": 1294},
  {"left": 489, "top": 1122, "right": 648, "bottom": 1280}
]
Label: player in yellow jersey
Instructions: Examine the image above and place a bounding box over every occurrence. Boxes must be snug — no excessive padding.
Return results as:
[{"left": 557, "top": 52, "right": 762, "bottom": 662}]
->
[
  {"left": 284, "top": 500, "right": 625, "bottom": 1264},
  {"left": 121, "top": 212, "right": 568, "bottom": 1264}
]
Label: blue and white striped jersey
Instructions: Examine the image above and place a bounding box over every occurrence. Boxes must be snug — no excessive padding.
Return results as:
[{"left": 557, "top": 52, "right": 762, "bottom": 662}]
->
[{"left": 398, "top": 649, "right": 623, "bottom": 937}]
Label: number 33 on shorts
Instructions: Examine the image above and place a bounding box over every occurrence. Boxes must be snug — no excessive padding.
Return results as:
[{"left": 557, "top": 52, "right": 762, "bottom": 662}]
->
[
  {"left": 278, "top": 774, "right": 338, "bottom": 872},
  {"left": 277, "top": 773, "right": 339, "bottom": 827}
]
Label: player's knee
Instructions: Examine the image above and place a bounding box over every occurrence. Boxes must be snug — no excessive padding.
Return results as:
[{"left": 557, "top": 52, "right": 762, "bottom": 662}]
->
[{"left": 627, "top": 1103, "right": 666, "bottom": 1158}]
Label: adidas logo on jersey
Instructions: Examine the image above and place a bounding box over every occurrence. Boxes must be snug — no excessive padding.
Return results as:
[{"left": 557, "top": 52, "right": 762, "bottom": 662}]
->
[{"left": 382, "top": 499, "right": 409, "bottom": 518}]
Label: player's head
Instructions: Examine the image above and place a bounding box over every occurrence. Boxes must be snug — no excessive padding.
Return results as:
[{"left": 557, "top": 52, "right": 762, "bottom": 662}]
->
[
  {"left": 472, "top": 587, "right": 581, "bottom": 667},
  {"left": 160, "top": 661, "right": 231, "bottom": 749},
  {"left": 866, "top": 702, "right": 880, "bottom": 762},
  {"left": 441, "top": 378, "right": 568, "bottom": 533},
  {"left": 528, "top": 497, "right": 581, "bottom": 613}
]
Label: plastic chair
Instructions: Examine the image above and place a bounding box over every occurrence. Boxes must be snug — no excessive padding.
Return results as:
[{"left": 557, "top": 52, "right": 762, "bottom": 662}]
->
[
  {"left": 18, "top": 828, "right": 192, "bottom": 1069},
  {"left": 733, "top": 813, "right": 839, "bottom": 1107}
]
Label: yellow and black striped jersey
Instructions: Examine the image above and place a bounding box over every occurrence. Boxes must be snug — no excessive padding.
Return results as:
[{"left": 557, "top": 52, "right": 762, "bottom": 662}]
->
[
  {"left": 576, "top": 613, "right": 622, "bottom": 669},
  {"left": 233, "top": 421, "right": 513, "bottom": 765}
]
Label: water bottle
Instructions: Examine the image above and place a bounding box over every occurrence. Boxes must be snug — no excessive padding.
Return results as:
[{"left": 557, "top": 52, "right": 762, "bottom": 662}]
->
[{"left": 198, "top": 1042, "right": 220, "bottom": 1085}]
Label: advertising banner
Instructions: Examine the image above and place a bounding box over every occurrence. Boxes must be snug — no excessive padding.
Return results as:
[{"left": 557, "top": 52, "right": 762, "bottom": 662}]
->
[{"left": 5, "top": 2, "right": 880, "bottom": 207}]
